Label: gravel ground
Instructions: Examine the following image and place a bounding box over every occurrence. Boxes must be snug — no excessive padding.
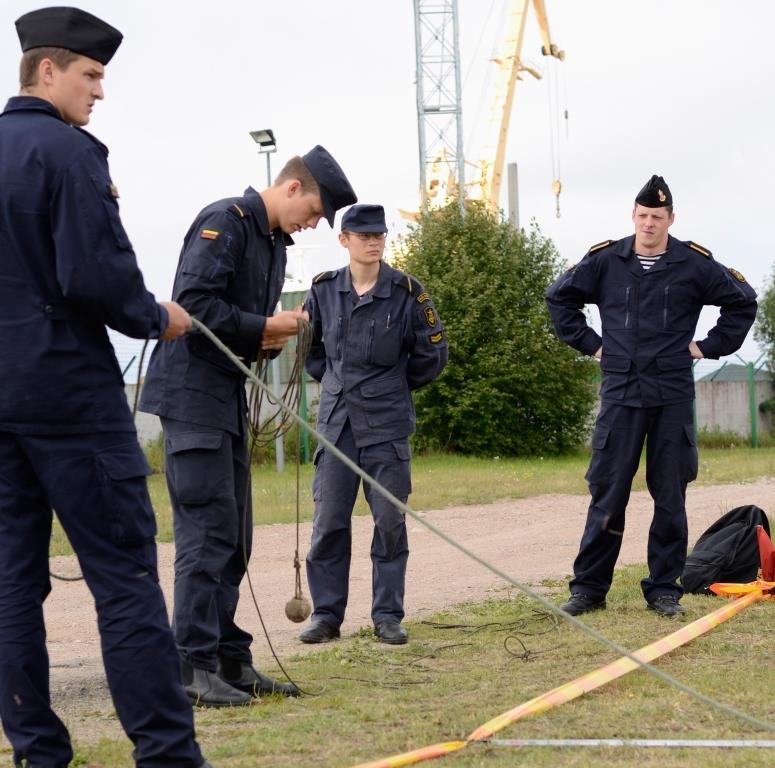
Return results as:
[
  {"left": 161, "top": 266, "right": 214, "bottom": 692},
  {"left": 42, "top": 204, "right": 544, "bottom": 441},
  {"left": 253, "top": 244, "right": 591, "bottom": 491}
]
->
[{"left": 2, "top": 479, "right": 773, "bottom": 752}]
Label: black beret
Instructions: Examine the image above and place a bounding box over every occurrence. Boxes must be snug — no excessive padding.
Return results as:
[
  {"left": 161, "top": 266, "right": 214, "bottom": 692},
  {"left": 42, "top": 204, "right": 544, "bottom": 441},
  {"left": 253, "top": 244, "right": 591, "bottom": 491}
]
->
[
  {"left": 341, "top": 204, "right": 388, "bottom": 233},
  {"left": 302, "top": 145, "right": 357, "bottom": 227},
  {"left": 15, "top": 7, "right": 123, "bottom": 65},
  {"left": 635, "top": 175, "right": 672, "bottom": 208}
]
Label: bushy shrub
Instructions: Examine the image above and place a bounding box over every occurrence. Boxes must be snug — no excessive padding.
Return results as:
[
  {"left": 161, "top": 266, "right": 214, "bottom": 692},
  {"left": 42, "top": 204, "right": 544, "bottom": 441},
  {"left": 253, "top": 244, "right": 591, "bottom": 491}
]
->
[{"left": 394, "top": 202, "right": 597, "bottom": 456}]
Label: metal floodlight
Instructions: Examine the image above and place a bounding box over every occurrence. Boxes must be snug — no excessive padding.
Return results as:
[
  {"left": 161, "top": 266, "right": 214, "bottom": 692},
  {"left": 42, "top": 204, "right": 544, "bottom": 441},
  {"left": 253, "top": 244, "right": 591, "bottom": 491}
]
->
[
  {"left": 250, "top": 128, "right": 277, "bottom": 187},
  {"left": 249, "top": 128, "right": 276, "bottom": 152}
]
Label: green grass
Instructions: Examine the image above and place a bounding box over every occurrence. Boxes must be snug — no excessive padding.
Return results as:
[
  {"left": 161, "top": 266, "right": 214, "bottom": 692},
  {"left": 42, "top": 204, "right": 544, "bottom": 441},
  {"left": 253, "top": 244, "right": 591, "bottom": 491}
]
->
[
  {"left": 65, "top": 566, "right": 774, "bottom": 767},
  {"left": 49, "top": 446, "right": 775, "bottom": 555}
]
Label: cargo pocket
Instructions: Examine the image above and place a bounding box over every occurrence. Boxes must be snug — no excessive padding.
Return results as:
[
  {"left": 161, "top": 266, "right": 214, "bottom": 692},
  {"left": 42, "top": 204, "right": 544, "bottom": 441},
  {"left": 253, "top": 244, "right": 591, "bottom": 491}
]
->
[
  {"left": 312, "top": 445, "right": 325, "bottom": 502},
  {"left": 656, "top": 353, "right": 694, "bottom": 401},
  {"left": 96, "top": 444, "right": 156, "bottom": 545},
  {"left": 585, "top": 427, "right": 613, "bottom": 487},
  {"left": 599, "top": 355, "right": 631, "bottom": 400},
  {"left": 361, "top": 376, "right": 404, "bottom": 427},
  {"left": 390, "top": 440, "right": 412, "bottom": 497},
  {"left": 680, "top": 423, "right": 698, "bottom": 484},
  {"left": 165, "top": 430, "right": 226, "bottom": 505}
]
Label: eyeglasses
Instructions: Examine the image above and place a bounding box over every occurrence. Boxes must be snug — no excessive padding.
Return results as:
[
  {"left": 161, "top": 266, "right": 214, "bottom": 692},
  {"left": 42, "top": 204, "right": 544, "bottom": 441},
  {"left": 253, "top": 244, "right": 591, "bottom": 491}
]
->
[{"left": 346, "top": 232, "right": 387, "bottom": 242}]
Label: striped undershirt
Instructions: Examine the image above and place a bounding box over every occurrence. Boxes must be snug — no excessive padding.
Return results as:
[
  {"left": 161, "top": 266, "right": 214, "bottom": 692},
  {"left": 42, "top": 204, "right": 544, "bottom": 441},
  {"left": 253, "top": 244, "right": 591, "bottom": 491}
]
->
[{"left": 635, "top": 250, "right": 666, "bottom": 270}]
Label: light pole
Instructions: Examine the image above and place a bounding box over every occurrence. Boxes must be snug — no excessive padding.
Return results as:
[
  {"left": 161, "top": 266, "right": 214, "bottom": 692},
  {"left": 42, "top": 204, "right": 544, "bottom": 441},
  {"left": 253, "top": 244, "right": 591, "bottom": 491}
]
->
[
  {"left": 249, "top": 128, "right": 276, "bottom": 186},
  {"left": 249, "top": 128, "right": 285, "bottom": 472}
]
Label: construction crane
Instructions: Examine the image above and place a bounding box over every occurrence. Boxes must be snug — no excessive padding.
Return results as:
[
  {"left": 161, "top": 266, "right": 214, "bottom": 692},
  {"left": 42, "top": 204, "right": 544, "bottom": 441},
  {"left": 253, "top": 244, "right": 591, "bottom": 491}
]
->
[{"left": 410, "top": 0, "right": 565, "bottom": 217}]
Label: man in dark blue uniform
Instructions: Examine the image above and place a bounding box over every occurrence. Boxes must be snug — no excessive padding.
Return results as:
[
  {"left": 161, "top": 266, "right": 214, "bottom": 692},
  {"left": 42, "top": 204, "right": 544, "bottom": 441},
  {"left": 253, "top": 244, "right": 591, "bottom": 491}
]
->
[
  {"left": 140, "top": 147, "right": 357, "bottom": 704},
  {"left": 299, "top": 204, "right": 448, "bottom": 645},
  {"left": 0, "top": 7, "right": 209, "bottom": 767},
  {"left": 546, "top": 175, "right": 757, "bottom": 617}
]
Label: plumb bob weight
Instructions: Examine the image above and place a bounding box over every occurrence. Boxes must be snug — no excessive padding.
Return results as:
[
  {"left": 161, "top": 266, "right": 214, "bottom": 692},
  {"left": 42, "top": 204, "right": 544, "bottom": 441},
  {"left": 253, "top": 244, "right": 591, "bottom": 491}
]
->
[{"left": 285, "top": 595, "right": 312, "bottom": 623}]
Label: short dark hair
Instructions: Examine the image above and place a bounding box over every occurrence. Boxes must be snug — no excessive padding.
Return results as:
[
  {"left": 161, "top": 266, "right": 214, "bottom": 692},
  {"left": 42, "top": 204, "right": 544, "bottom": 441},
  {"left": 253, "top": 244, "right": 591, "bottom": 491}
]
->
[
  {"left": 274, "top": 155, "right": 320, "bottom": 194},
  {"left": 20, "top": 47, "right": 79, "bottom": 88}
]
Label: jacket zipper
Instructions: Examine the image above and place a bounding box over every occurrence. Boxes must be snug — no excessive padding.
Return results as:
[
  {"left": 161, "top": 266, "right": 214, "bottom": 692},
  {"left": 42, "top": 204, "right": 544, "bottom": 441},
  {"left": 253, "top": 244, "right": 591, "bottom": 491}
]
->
[{"left": 624, "top": 286, "right": 631, "bottom": 329}]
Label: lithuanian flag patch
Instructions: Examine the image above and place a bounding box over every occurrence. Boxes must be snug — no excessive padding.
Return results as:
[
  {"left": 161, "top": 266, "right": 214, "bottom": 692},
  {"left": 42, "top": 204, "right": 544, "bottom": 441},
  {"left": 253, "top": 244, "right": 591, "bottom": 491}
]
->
[{"left": 200, "top": 229, "right": 219, "bottom": 240}]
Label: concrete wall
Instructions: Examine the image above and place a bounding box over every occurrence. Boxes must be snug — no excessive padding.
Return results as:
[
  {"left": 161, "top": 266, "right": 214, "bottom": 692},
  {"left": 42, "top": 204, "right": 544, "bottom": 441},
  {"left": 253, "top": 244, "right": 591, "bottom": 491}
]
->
[
  {"left": 124, "top": 384, "right": 162, "bottom": 446},
  {"left": 694, "top": 380, "right": 773, "bottom": 437},
  {"left": 128, "top": 379, "right": 771, "bottom": 448}
]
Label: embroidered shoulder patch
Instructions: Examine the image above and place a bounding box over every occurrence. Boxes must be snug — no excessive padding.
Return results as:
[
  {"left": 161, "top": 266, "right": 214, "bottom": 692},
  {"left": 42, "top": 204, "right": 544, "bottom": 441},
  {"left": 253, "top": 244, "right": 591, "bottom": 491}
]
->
[
  {"left": 416, "top": 291, "right": 430, "bottom": 304},
  {"left": 424, "top": 306, "right": 437, "bottom": 327},
  {"left": 729, "top": 267, "right": 747, "bottom": 283},
  {"left": 687, "top": 241, "right": 712, "bottom": 258},
  {"left": 200, "top": 229, "right": 219, "bottom": 240},
  {"left": 429, "top": 331, "right": 444, "bottom": 344}
]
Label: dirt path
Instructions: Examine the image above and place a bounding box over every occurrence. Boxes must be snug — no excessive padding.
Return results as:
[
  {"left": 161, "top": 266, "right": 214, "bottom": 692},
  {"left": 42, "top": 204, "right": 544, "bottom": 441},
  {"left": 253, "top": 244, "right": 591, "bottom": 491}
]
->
[{"left": 4, "top": 480, "right": 773, "bottom": 749}]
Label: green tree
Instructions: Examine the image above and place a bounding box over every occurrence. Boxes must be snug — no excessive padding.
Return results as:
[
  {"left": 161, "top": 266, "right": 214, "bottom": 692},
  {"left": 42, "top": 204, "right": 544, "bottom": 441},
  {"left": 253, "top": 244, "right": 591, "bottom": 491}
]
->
[
  {"left": 754, "top": 263, "right": 775, "bottom": 372},
  {"left": 394, "top": 202, "right": 596, "bottom": 456}
]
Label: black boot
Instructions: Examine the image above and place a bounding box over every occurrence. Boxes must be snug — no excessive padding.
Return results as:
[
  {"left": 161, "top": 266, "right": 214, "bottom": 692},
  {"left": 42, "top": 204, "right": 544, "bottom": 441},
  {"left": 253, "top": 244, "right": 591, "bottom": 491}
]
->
[
  {"left": 180, "top": 660, "right": 252, "bottom": 707},
  {"left": 217, "top": 657, "right": 300, "bottom": 698}
]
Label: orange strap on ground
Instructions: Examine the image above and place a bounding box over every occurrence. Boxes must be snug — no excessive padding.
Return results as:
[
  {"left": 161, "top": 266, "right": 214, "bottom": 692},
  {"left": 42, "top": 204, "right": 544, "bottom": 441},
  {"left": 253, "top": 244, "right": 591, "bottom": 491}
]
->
[
  {"left": 467, "top": 589, "right": 764, "bottom": 741},
  {"left": 351, "top": 740, "right": 466, "bottom": 768},
  {"left": 351, "top": 588, "right": 767, "bottom": 768},
  {"left": 710, "top": 579, "right": 775, "bottom": 599}
]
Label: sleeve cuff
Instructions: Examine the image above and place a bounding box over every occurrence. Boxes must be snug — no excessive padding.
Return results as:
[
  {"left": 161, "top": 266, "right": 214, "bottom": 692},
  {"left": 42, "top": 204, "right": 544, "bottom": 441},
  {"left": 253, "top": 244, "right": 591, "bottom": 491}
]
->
[
  {"left": 154, "top": 303, "right": 169, "bottom": 339},
  {"left": 239, "top": 312, "right": 266, "bottom": 343}
]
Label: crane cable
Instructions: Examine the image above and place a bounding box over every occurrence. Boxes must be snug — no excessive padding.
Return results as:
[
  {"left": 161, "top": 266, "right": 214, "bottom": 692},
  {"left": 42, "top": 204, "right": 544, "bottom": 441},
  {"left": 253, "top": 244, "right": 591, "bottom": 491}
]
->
[{"left": 546, "top": 53, "right": 563, "bottom": 218}]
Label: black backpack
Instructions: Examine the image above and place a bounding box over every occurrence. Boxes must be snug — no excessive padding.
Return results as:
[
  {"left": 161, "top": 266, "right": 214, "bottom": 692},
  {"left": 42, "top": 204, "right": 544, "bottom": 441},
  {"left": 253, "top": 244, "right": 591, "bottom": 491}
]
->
[{"left": 681, "top": 505, "right": 772, "bottom": 594}]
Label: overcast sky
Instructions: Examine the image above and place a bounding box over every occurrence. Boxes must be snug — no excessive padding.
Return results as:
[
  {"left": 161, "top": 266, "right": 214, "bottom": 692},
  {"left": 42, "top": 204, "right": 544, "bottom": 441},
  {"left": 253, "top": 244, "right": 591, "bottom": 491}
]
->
[{"left": 2, "top": 0, "right": 773, "bottom": 363}]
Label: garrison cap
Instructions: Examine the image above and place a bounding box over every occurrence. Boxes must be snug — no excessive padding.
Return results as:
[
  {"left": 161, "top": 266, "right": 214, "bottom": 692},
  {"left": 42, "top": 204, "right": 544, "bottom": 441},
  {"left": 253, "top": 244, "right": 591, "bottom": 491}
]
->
[
  {"left": 302, "top": 145, "right": 357, "bottom": 227},
  {"left": 341, "top": 204, "right": 388, "bottom": 233},
  {"left": 15, "top": 6, "right": 122, "bottom": 65},
  {"left": 635, "top": 174, "right": 672, "bottom": 208}
]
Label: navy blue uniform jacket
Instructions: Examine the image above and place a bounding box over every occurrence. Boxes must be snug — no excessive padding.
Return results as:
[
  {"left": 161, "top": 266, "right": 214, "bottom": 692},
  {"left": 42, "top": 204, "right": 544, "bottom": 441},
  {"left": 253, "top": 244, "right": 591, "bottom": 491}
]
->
[
  {"left": 139, "top": 188, "right": 290, "bottom": 434},
  {"left": 0, "top": 97, "right": 167, "bottom": 433},
  {"left": 305, "top": 263, "right": 448, "bottom": 447},
  {"left": 546, "top": 235, "right": 757, "bottom": 407}
]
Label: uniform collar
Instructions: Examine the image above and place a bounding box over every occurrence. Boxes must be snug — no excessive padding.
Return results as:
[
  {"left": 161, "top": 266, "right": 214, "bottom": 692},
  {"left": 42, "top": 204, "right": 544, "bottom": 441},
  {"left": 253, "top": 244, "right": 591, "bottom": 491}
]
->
[
  {"left": 338, "top": 262, "right": 392, "bottom": 298},
  {"left": 2, "top": 95, "right": 64, "bottom": 121},
  {"left": 372, "top": 262, "right": 393, "bottom": 298},
  {"left": 2, "top": 95, "right": 108, "bottom": 154},
  {"left": 241, "top": 186, "right": 294, "bottom": 246},
  {"left": 617, "top": 234, "right": 685, "bottom": 262}
]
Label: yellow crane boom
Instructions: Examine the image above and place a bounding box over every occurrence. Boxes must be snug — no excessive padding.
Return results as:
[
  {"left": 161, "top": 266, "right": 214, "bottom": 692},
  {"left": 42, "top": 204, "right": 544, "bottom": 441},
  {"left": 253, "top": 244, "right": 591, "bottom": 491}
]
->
[{"left": 468, "top": 0, "right": 564, "bottom": 208}]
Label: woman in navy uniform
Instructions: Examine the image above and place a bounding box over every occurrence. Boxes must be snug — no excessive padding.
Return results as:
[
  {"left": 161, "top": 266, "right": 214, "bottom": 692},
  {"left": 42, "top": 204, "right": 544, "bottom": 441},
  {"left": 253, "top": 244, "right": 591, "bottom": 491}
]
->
[
  {"left": 299, "top": 204, "right": 448, "bottom": 646},
  {"left": 0, "top": 7, "right": 208, "bottom": 768},
  {"left": 546, "top": 176, "right": 757, "bottom": 617},
  {"left": 139, "top": 147, "right": 357, "bottom": 705}
]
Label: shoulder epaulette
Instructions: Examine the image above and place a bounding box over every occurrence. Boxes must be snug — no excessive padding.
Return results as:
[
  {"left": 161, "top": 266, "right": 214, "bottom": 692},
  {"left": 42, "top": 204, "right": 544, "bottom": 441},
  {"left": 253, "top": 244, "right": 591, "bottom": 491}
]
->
[
  {"left": 313, "top": 270, "right": 337, "bottom": 284},
  {"left": 395, "top": 272, "right": 431, "bottom": 302},
  {"left": 686, "top": 240, "right": 712, "bottom": 258},
  {"left": 73, "top": 126, "right": 109, "bottom": 155},
  {"left": 587, "top": 239, "right": 614, "bottom": 254}
]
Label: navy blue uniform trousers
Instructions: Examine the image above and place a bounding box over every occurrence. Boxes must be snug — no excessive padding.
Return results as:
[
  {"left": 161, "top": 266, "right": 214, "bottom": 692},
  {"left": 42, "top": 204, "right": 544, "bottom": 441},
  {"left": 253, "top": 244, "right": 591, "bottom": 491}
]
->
[
  {"left": 162, "top": 418, "right": 253, "bottom": 671},
  {"left": 571, "top": 401, "right": 698, "bottom": 602},
  {"left": 306, "top": 420, "right": 411, "bottom": 628},
  {"left": 0, "top": 432, "right": 201, "bottom": 768}
]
